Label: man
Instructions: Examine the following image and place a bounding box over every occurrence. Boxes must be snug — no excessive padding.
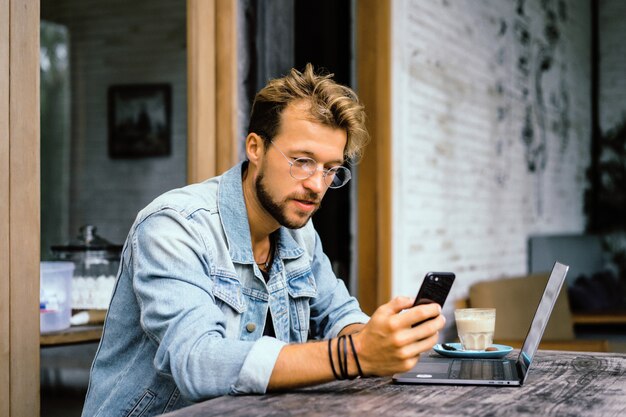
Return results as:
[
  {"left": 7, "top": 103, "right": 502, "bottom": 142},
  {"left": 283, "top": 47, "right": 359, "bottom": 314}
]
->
[{"left": 82, "top": 65, "right": 444, "bottom": 417}]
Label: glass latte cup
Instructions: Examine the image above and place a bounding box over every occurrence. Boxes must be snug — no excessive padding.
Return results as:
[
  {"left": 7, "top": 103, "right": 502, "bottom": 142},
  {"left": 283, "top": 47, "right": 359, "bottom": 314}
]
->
[{"left": 454, "top": 308, "right": 496, "bottom": 351}]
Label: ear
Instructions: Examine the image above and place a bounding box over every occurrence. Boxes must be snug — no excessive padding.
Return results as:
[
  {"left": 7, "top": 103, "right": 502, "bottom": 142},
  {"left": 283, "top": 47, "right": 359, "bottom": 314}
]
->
[{"left": 245, "top": 133, "right": 266, "bottom": 164}]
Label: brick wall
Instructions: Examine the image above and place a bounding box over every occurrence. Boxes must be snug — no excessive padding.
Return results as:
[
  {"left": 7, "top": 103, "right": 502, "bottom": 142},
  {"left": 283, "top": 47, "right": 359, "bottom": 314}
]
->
[
  {"left": 42, "top": 0, "right": 187, "bottom": 245},
  {"left": 390, "top": 0, "right": 592, "bottom": 316}
]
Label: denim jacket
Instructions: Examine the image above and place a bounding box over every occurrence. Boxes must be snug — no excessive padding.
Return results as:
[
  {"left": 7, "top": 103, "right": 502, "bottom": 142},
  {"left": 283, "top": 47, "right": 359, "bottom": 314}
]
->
[{"left": 81, "top": 162, "right": 369, "bottom": 417}]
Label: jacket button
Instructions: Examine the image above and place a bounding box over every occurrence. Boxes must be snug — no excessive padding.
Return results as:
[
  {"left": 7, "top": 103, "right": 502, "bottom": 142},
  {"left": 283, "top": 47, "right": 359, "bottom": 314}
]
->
[{"left": 246, "top": 323, "right": 256, "bottom": 333}]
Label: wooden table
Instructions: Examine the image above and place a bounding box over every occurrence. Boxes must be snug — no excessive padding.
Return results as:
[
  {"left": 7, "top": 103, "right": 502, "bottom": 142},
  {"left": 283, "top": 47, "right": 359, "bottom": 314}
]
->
[
  {"left": 572, "top": 312, "right": 626, "bottom": 326},
  {"left": 162, "top": 350, "right": 626, "bottom": 417},
  {"left": 40, "top": 325, "right": 102, "bottom": 347},
  {"left": 40, "top": 310, "right": 106, "bottom": 346}
]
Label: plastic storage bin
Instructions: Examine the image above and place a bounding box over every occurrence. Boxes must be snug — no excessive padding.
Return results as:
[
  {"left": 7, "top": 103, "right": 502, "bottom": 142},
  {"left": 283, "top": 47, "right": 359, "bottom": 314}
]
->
[
  {"left": 51, "top": 225, "right": 122, "bottom": 310},
  {"left": 40, "top": 261, "right": 75, "bottom": 333}
]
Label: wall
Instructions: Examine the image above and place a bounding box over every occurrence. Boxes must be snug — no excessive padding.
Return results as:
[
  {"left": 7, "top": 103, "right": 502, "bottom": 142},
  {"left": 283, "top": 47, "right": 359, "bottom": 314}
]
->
[
  {"left": 41, "top": 0, "right": 187, "bottom": 246},
  {"left": 390, "top": 0, "right": 591, "bottom": 320},
  {"left": 40, "top": 22, "right": 71, "bottom": 259},
  {"left": 599, "top": 0, "right": 626, "bottom": 134}
]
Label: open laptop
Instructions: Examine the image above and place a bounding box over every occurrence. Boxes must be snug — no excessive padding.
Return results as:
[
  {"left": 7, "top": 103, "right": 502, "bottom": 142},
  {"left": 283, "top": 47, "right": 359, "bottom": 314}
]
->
[{"left": 393, "top": 261, "right": 569, "bottom": 386}]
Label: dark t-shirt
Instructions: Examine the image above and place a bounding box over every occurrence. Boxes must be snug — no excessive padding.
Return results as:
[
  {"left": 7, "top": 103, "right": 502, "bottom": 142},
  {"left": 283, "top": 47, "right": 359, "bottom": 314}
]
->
[{"left": 260, "top": 269, "right": 275, "bottom": 337}]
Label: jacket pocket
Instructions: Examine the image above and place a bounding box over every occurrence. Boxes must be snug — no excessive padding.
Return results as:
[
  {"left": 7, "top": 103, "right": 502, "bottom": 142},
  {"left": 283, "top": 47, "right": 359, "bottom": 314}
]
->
[
  {"left": 124, "top": 389, "right": 155, "bottom": 417},
  {"left": 212, "top": 272, "right": 246, "bottom": 313}
]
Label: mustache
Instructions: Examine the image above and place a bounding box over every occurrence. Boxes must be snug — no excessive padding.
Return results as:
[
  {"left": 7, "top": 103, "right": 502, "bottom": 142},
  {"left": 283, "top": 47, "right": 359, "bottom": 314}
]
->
[{"left": 289, "top": 192, "right": 322, "bottom": 204}]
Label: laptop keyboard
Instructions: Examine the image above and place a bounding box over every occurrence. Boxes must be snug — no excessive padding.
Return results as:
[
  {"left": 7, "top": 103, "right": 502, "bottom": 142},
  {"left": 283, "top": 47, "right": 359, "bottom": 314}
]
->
[{"left": 450, "top": 360, "right": 508, "bottom": 380}]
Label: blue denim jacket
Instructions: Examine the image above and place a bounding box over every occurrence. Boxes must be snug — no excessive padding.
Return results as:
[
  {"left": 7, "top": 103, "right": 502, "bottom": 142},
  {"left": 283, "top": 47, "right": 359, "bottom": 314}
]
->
[{"left": 81, "top": 162, "right": 369, "bottom": 417}]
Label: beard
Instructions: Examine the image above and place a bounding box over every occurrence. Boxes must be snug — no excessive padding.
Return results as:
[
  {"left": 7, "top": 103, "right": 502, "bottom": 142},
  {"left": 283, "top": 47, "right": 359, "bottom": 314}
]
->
[{"left": 255, "top": 169, "right": 321, "bottom": 229}]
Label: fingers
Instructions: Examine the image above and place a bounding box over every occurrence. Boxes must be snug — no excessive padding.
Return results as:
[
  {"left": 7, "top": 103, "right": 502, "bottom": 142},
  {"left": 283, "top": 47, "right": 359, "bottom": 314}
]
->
[
  {"left": 377, "top": 296, "right": 416, "bottom": 315},
  {"left": 399, "top": 332, "right": 441, "bottom": 360},
  {"left": 379, "top": 330, "right": 441, "bottom": 370},
  {"left": 395, "top": 302, "right": 442, "bottom": 328},
  {"left": 393, "top": 314, "right": 446, "bottom": 347},
  {"left": 358, "top": 301, "right": 446, "bottom": 376}
]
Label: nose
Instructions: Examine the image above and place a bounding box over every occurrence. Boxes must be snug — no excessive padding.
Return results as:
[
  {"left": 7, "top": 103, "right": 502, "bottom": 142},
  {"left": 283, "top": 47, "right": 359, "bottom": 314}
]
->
[{"left": 302, "top": 169, "right": 326, "bottom": 193}]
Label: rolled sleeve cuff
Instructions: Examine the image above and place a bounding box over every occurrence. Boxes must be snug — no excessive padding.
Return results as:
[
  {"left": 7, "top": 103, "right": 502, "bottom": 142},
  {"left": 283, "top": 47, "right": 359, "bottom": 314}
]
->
[
  {"left": 230, "top": 336, "right": 287, "bottom": 395},
  {"left": 326, "top": 312, "right": 370, "bottom": 339}
]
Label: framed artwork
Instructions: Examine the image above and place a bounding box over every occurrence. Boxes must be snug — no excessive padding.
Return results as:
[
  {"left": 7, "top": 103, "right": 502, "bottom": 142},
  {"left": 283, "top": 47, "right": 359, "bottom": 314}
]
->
[{"left": 108, "top": 84, "right": 172, "bottom": 158}]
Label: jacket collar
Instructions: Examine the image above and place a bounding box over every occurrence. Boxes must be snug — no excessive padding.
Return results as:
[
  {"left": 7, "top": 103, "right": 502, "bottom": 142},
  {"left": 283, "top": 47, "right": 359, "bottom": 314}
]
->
[{"left": 217, "top": 161, "right": 305, "bottom": 264}]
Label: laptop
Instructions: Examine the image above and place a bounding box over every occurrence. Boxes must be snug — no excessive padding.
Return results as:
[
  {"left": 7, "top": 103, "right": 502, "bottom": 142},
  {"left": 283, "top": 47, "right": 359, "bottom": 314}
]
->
[{"left": 393, "top": 261, "right": 569, "bottom": 386}]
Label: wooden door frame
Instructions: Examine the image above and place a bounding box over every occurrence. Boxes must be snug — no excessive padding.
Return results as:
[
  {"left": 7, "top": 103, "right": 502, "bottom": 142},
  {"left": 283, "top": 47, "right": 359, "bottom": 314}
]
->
[
  {"left": 187, "top": 0, "right": 239, "bottom": 184},
  {"left": 356, "top": 0, "right": 392, "bottom": 314},
  {"left": 0, "top": 1, "right": 41, "bottom": 417}
]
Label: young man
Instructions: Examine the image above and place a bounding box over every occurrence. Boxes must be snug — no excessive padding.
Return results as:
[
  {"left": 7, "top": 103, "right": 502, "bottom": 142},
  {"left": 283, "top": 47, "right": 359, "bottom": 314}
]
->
[{"left": 82, "top": 65, "right": 444, "bottom": 417}]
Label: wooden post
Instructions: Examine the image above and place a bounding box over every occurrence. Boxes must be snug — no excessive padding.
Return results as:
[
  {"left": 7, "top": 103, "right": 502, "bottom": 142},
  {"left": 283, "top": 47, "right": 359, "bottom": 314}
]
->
[
  {"left": 0, "top": 1, "right": 41, "bottom": 416},
  {"left": 215, "top": 0, "right": 239, "bottom": 173},
  {"left": 187, "top": 0, "right": 217, "bottom": 183},
  {"left": 0, "top": 0, "right": 10, "bottom": 414},
  {"left": 356, "top": 0, "right": 392, "bottom": 313},
  {"left": 187, "top": 0, "right": 239, "bottom": 184}
]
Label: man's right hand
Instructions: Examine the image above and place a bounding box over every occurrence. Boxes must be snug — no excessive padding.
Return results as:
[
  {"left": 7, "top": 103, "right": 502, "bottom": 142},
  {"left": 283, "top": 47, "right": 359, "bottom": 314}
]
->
[
  {"left": 352, "top": 296, "right": 445, "bottom": 376},
  {"left": 267, "top": 296, "right": 444, "bottom": 389}
]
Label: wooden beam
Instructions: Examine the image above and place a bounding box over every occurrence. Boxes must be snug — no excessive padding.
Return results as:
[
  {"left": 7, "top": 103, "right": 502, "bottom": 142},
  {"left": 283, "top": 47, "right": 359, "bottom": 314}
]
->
[
  {"left": 187, "top": 0, "right": 217, "bottom": 183},
  {"left": 187, "top": 0, "right": 239, "bottom": 183},
  {"left": 0, "top": 0, "right": 11, "bottom": 415},
  {"left": 8, "top": 1, "right": 40, "bottom": 416},
  {"left": 215, "top": 0, "right": 239, "bottom": 174},
  {"left": 356, "top": 0, "right": 392, "bottom": 314}
]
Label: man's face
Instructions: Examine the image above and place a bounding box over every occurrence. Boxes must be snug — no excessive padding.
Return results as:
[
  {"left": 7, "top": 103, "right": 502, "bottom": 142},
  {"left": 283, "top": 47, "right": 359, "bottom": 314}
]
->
[{"left": 253, "top": 102, "right": 347, "bottom": 229}]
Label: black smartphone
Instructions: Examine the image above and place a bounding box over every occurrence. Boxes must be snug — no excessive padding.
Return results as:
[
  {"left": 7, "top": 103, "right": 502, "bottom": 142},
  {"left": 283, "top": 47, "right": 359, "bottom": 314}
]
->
[
  {"left": 412, "top": 272, "right": 455, "bottom": 326},
  {"left": 413, "top": 272, "right": 455, "bottom": 307}
]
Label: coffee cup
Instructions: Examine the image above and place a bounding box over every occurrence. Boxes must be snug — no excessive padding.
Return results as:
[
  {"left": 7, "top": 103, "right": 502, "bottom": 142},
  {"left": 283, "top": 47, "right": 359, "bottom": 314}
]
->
[{"left": 454, "top": 308, "right": 496, "bottom": 351}]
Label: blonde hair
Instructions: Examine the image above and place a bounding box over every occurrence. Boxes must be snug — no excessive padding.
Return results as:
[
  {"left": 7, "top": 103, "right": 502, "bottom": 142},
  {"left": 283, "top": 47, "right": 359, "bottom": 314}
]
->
[{"left": 248, "top": 63, "right": 370, "bottom": 162}]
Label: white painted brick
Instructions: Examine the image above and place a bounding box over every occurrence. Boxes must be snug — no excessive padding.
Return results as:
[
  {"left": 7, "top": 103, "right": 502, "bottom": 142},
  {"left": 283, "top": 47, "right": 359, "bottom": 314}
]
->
[{"left": 391, "top": 0, "right": 592, "bottom": 326}]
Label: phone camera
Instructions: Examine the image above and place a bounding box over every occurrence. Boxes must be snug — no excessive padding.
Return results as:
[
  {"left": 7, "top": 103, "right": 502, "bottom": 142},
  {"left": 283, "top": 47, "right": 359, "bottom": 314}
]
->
[{"left": 435, "top": 277, "right": 439, "bottom": 281}]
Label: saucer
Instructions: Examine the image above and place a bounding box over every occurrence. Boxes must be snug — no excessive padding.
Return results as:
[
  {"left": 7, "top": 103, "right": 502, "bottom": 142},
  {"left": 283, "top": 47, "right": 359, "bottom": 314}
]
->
[{"left": 433, "top": 343, "right": 513, "bottom": 359}]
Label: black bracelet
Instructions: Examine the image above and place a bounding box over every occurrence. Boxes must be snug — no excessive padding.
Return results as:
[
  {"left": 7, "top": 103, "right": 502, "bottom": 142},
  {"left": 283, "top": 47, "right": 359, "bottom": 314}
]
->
[
  {"left": 328, "top": 338, "right": 341, "bottom": 379},
  {"left": 348, "top": 334, "right": 364, "bottom": 378},
  {"left": 340, "top": 335, "right": 347, "bottom": 379},
  {"left": 336, "top": 336, "right": 345, "bottom": 379},
  {"left": 342, "top": 335, "right": 356, "bottom": 380}
]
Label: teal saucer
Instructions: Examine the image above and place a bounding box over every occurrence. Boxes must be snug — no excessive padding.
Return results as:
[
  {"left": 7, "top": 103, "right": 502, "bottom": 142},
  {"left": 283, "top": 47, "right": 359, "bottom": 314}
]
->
[{"left": 433, "top": 343, "right": 513, "bottom": 359}]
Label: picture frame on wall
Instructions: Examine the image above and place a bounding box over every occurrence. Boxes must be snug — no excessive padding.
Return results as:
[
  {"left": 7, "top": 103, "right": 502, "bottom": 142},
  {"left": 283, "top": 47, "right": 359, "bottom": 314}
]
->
[{"left": 108, "top": 83, "right": 172, "bottom": 158}]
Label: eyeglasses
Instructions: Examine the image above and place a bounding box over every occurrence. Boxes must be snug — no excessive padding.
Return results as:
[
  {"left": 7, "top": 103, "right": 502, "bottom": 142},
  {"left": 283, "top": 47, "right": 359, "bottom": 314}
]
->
[{"left": 270, "top": 141, "right": 351, "bottom": 189}]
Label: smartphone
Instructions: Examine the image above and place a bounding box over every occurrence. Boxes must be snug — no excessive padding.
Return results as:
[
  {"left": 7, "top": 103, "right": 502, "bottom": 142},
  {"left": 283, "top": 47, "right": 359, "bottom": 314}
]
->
[{"left": 412, "top": 272, "right": 455, "bottom": 326}]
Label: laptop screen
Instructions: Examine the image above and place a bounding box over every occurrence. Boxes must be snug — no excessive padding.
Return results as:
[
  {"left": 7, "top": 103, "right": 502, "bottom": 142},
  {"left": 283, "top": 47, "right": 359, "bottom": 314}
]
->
[{"left": 516, "top": 262, "right": 569, "bottom": 382}]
